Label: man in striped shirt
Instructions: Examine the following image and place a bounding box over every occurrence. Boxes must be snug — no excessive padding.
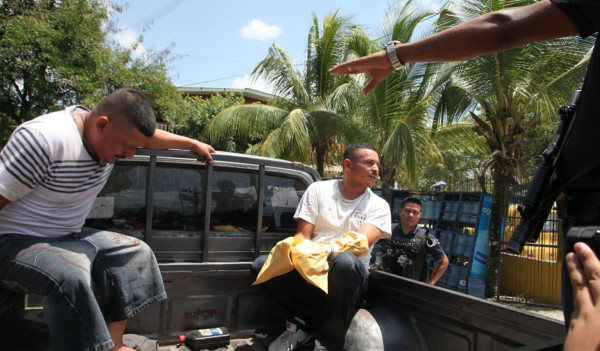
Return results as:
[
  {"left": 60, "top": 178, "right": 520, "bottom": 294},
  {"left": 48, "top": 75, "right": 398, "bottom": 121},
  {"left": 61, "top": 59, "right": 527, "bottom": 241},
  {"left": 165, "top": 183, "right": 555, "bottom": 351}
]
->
[{"left": 0, "top": 88, "right": 215, "bottom": 351}]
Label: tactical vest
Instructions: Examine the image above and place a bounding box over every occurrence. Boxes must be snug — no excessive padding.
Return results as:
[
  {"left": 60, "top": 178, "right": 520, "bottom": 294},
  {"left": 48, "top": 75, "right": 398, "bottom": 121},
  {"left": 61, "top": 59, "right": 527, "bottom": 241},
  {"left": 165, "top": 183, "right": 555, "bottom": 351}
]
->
[{"left": 386, "top": 228, "right": 430, "bottom": 281}]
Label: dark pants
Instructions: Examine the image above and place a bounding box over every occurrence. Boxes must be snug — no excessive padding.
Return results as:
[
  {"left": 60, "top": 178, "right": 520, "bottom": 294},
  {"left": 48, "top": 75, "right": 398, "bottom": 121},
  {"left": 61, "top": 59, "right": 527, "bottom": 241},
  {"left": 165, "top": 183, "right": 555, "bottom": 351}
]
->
[
  {"left": 251, "top": 252, "right": 368, "bottom": 351},
  {"left": 0, "top": 228, "right": 166, "bottom": 351}
]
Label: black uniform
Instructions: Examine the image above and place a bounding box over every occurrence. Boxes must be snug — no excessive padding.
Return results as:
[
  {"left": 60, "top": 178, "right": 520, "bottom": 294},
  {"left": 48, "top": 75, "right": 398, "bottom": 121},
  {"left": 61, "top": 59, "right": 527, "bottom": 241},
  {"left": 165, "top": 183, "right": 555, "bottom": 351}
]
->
[
  {"left": 381, "top": 224, "right": 445, "bottom": 282},
  {"left": 551, "top": 0, "right": 600, "bottom": 326}
]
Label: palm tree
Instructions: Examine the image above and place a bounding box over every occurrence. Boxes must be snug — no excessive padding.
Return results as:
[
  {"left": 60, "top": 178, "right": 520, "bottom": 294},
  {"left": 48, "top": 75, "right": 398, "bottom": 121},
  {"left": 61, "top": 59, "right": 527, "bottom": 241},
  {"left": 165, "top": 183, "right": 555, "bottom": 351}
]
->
[
  {"left": 202, "top": 10, "right": 354, "bottom": 176},
  {"left": 434, "top": 0, "right": 594, "bottom": 297},
  {"left": 336, "top": 0, "right": 442, "bottom": 194},
  {"left": 337, "top": 0, "right": 486, "bottom": 201}
]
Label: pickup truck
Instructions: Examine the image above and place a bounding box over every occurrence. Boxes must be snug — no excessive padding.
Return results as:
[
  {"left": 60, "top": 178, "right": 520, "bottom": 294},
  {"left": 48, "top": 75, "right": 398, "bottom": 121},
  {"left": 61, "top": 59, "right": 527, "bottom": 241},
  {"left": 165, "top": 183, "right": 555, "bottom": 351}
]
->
[{"left": 0, "top": 149, "right": 565, "bottom": 351}]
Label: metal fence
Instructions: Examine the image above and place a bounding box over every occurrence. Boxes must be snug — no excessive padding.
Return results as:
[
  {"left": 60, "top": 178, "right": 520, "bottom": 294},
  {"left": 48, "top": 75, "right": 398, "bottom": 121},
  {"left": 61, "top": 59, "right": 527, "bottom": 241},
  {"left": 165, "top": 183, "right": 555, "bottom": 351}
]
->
[
  {"left": 444, "top": 178, "right": 491, "bottom": 193},
  {"left": 436, "top": 178, "right": 562, "bottom": 308},
  {"left": 499, "top": 196, "right": 562, "bottom": 307}
]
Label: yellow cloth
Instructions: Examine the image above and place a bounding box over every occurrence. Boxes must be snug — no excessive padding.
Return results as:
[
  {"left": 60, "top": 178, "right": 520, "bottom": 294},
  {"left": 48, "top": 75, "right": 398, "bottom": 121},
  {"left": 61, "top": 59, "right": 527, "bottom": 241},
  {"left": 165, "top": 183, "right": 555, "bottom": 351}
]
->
[{"left": 252, "top": 231, "right": 369, "bottom": 293}]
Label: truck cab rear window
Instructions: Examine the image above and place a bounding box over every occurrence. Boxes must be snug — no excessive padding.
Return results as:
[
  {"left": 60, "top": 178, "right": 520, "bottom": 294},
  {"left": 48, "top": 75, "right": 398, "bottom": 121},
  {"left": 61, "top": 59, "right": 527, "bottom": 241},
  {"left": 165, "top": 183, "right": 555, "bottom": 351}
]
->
[{"left": 84, "top": 154, "right": 312, "bottom": 262}]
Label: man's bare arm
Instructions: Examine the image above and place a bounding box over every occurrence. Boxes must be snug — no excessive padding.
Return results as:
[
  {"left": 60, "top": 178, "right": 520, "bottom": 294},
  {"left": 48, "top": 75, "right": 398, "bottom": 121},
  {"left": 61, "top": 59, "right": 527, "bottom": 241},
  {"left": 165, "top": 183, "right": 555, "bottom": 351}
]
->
[
  {"left": 294, "top": 219, "right": 384, "bottom": 246},
  {"left": 356, "top": 223, "right": 385, "bottom": 246},
  {"left": 294, "top": 218, "right": 316, "bottom": 241},
  {"left": 397, "top": 0, "right": 578, "bottom": 64},
  {"left": 330, "top": 0, "right": 579, "bottom": 94},
  {"left": 143, "top": 129, "right": 216, "bottom": 164},
  {"left": 426, "top": 255, "right": 449, "bottom": 285}
]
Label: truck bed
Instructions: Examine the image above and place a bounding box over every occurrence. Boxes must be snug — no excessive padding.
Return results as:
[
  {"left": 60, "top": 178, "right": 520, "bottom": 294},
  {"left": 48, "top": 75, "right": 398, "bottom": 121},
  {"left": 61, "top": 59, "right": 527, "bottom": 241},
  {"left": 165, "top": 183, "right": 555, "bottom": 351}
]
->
[
  {"left": 2, "top": 262, "right": 565, "bottom": 351},
  {"left": 149, "top": 265, "right": 567, "bottom": 351}
]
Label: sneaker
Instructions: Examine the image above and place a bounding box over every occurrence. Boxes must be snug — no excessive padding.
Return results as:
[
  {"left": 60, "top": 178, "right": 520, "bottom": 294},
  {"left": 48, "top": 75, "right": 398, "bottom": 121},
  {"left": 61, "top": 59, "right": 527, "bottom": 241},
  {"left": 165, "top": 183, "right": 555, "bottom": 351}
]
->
[
  {"left": 314, "top": 340, "right": 328, "bottom": 351},
  {"left": 268, "top": 321, "right": 312, "bottom": 351}
]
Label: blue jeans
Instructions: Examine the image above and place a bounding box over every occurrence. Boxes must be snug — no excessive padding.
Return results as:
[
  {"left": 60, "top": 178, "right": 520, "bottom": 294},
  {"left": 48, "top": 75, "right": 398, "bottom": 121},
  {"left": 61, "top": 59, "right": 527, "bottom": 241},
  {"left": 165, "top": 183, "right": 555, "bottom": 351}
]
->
[
  {"left": 0, "top": 228, "right": 166, "bottom": 351},
  {"left": 252, "top": 252, "right": 368, "bottom": 351}
]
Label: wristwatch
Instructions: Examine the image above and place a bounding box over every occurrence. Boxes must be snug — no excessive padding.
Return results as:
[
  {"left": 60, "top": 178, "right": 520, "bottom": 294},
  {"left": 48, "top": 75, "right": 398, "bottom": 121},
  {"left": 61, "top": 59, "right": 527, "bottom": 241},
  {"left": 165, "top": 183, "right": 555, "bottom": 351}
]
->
[{"left": 385, "top": 40, "right": 404, "bottom": 70}]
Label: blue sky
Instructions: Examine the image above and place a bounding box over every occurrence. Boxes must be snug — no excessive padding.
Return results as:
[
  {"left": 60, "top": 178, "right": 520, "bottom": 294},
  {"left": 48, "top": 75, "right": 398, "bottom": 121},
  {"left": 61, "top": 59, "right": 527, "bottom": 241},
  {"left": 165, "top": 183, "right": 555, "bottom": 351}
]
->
[{"left": 110, "top": 0, "right": 444, "bottom": 94}]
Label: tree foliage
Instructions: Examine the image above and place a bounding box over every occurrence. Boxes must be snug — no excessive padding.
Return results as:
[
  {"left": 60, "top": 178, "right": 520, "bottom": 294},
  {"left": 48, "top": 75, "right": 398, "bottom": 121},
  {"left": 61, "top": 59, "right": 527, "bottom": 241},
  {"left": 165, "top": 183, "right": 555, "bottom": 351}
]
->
[
  {"left": 434, "top": 0, "right": 594, "bottom": 297},
  {"left": 338, "top": 0, "right": 439, "bottom": 191},
  {"left": 0, "top": 0, "right": 183, "bottom": 146},
  {"left": 203, "top": 10, "right": 355, "bottom": 175},
  {"left": 173, "top": 93, "right": 248, "bottom": 152},
  {"left": 420, "top": 123, "right": 489, "bottom": 189},
  {"left": 79, "top": 44, "right": 185, "bottom": 126},
  {"left": 0, "top": 0, "right": 107, "bottom": 126}
]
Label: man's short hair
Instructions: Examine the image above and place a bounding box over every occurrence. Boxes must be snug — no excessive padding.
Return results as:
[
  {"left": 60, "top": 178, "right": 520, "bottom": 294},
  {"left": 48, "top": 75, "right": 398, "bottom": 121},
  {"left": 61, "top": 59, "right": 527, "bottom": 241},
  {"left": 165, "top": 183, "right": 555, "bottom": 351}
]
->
[
  {"left": 343, "top": 142, "right": 378, "bottom": 161},
  {"left": 401, "top": 197, "right": 422, "bottom": 209},
  {"left": 91, "top": 88, "right": 156, "bottom": 137}
]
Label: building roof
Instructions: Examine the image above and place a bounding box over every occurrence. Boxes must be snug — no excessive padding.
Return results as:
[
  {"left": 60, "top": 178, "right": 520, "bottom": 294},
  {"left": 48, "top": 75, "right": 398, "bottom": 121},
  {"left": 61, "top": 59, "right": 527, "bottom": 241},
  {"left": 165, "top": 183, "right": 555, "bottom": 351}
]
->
[{"left": 179, "top": 87, "right": 276, "bottom": 104}]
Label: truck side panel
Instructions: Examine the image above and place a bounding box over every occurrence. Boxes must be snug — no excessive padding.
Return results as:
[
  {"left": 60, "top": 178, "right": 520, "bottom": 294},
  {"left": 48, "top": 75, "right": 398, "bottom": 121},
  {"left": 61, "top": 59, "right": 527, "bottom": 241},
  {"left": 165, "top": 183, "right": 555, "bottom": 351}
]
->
[{"left": 366, "top": 270, "right": 565, "bottom": 350}]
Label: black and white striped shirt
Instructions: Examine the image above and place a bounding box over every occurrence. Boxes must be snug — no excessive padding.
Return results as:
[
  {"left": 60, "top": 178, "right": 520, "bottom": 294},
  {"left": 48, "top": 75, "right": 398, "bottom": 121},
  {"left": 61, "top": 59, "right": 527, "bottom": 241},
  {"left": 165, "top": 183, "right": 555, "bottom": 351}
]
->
[{"left": 0, "top": 106, "right": 113, "bottom": 237}]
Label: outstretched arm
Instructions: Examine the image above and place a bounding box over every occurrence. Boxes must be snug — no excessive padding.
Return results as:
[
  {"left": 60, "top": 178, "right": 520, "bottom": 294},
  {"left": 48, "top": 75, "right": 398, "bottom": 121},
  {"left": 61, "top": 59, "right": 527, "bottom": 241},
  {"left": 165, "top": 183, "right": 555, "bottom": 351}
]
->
[
  {"left": 143, "top": 129, "right": 216, "bottom": 164},
  {"left": 564, "top": 242, "right": 600, "bottom": 350},
  {"left": 329, "top": 0, "right": 578, "bottom": 94}
]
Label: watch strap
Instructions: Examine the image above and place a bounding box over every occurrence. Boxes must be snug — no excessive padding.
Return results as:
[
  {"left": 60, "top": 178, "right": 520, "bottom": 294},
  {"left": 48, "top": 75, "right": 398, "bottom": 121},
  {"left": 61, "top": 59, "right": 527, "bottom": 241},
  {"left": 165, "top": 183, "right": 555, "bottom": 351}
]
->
[{"left": 385, "top": 40, "right": 404, "bottom": 70}]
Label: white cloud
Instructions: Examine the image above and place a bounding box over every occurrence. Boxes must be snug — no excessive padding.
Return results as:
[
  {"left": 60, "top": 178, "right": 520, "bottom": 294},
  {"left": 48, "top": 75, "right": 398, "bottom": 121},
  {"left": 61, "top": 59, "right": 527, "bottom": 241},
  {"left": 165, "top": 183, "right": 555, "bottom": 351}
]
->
[
  {"left": 241, "top": 19, "right": 283, "bottom": 41},
  {"left": 113, "top": 26, "right": 147, "bottom": 58},
  {"left": 421, "top": 0, "right": 442, "bottom": 12},
  {"left": 232, "top": 74, "right": 276, "bottom": 95}
]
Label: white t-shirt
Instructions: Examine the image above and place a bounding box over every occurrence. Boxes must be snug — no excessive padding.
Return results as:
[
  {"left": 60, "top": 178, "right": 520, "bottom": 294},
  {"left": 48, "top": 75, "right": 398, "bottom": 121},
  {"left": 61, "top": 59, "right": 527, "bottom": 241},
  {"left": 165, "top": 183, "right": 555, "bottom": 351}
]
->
[
  {"left": 294, "top": 179, "right": 392, "bottom": 269},
  {"left": 0, "top": 106, "right": 114, "bottom": 237}
]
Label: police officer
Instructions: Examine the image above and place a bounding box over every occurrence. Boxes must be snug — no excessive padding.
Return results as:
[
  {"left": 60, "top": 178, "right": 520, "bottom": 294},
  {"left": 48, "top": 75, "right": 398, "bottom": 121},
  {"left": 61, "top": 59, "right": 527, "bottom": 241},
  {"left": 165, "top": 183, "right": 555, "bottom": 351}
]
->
[{"left": 383, "top": 197, "right": 449, "bottom": 284}]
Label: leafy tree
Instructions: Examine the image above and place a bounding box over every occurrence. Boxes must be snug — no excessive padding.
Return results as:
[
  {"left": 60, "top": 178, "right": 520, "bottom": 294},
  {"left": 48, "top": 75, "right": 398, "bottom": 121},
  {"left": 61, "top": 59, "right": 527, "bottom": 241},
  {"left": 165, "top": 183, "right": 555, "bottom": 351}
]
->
[
  {"left": 172, "top": 93, "right": 247, "bottom": 152},
  {"left": 337, "top": 0, "right": 488, "bottom": 202},
  {"left": 434, "top": 0, "right": 594, "bottom": 297},
  {"left": 80, "top": 44, "right": 185, "bottom": 126},
  {"left": 202, "top": 10, "right": 354, "bottom": 175},
  {"left": 0, "top": 0, "right": 184, "bottom": 146},
  {"left": 0, "top": 0, "right": 108, "bottom": 130},
  {"left": 420, "top": 123, "right": 489, "bottom": 190},
  {"left": 338, "top": 0, "right": 439, "bottom": 193},
  {"left": 521, "top": 117, "right": 560, "bottom": 170}
]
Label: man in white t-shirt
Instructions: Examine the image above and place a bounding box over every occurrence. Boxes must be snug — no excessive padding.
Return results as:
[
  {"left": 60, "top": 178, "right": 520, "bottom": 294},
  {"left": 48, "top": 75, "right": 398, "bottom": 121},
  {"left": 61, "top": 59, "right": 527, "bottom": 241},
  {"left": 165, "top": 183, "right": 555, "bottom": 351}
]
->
[
  {"left": 252, "top": 143, "right": 391, "bottom": 351},
  {"left": 0, "top": 88, "right": 215, "bottom": 351}
]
